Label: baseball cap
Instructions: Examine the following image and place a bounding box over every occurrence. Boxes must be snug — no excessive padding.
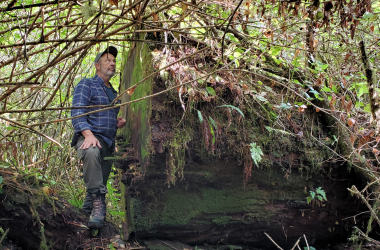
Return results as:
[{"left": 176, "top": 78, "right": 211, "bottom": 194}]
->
[{"left": 94, "top": 46, "right": 118, "bottom": 63}]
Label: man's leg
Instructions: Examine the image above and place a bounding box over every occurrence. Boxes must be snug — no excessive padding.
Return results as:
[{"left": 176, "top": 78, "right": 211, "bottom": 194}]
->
[{"left": 76, "top": 137, "right": 112, "bottom": 228}]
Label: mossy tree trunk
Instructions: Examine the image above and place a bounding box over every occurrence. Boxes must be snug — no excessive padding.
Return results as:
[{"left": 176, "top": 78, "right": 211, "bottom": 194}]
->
[{"left": 118, "top": 33, "right": 153, "bottom": 239}]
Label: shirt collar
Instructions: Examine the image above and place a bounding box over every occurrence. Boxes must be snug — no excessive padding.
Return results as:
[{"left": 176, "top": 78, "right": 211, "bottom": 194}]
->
[
  {"left": 94, "top": 74, "right": 105, "bottom": 85},
  {"left": 94, "top": 74, "right": 114, "bottom": 89}
]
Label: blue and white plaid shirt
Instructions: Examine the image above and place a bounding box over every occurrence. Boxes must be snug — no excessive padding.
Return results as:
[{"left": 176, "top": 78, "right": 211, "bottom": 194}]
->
[{"left": 71, "top": 75, "right": 119, "bottom": 147}]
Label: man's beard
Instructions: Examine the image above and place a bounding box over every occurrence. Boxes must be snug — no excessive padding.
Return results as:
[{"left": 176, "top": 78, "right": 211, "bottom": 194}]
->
[{"left": 105, "top": 69, "right": 115, "bottom": 78}]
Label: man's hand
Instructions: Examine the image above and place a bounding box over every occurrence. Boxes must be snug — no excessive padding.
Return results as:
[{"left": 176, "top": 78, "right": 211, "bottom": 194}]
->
[
  {"left": 117, "top": 117, "right": 126, "bottom": 128},
  {"left": 80, "top": 130, "right": 102, "bottom": 149}
]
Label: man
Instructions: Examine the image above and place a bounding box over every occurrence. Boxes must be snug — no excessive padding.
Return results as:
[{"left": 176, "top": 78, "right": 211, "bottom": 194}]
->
[{"left": 71, "top": 46, "right": 126, "bottom": 229}]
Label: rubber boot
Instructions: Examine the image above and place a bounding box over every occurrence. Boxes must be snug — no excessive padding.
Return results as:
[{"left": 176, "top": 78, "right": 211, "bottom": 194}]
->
[
  {"left": 88, "top": 193, "right": 106, "bottom": 229},
  {"left": 82, "top": 192, "right": 93, "bottom": 215}
]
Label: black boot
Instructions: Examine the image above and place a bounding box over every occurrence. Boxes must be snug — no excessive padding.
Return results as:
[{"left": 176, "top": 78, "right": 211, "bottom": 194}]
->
[
  {"left": 82, "top": 192, "right": 93, "bottom": 214},
  {"left": 88, "top": 193, "right": 106, "bottom": 229}
]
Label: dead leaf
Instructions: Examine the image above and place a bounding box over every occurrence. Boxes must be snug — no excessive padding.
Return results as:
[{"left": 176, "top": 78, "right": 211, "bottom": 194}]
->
[
  {"left": 340, "top": 113, "right": 346, "bottom": 122},
  {"left": 315, "top": 74, "right": 323, "bottom": 86},
  {"left": 372, "top": 148, "right": 380, "bottom": 155},
  {"left": 350, "top": 134, "right": 357, "bottom": 145},
  {"left": 42, "top": 186, "right": 51, "bottom": 195},
  {"left": 329, "top": 95, "right": 336, "bottom": 110},
  {"left": 298, "top": 104, "right": 307, "bottom": 113},
  {"left": 153, "top": 13, "right": 159, "bottom": 22},
  {"left": 294, "top": 49, "right": 301, "bottom": 60},
  {"left": 347, "top": 118, "right": 356, "bottom": 127},
  {"left": 242, "top": 84, "right": 249, "bottom": 90},
  {"left": 340, "top": 96, "right": 346, "bottom": 108},
  {"left": 126, "top": 85, "right": 137, "bottom": 96},
  {"left": 264, "top": 29, "right": 273, "bottom": 38},
  {"left": 346, "top": 100, "right": 353, "bottom": 113},
  {"left": 342, "top": 77, "right": 347, "bottom": 88},
  {"left": 181, "top": 2, "right": 188, "bottom": 12},
  {"left": 109, "top": 0, "right": 118, "bottom": 6},
  {"left": 313, "top": 38, "right": 318, "bottom": 48}
]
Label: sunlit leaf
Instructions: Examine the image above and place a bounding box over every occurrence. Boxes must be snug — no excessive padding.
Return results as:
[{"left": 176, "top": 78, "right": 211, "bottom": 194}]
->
[{"left": 206, "top": 87, "right": 216, "bottom": 96}]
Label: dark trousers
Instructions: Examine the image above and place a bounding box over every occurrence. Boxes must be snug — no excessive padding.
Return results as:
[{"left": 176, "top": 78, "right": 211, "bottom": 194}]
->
[{"left": 75, "top": 135, "right": 113, "bottom": 194}]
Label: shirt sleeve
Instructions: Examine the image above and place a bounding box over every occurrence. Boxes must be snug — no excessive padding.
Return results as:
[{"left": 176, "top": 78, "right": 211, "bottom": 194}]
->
[{"left": 71, "top": 79, "right": 92, "bottom": 133}]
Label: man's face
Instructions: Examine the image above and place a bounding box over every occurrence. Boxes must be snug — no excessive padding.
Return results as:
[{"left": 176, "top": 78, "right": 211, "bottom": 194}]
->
[{"left": 95, "top": 53, "right": 116, "bottom": 78}]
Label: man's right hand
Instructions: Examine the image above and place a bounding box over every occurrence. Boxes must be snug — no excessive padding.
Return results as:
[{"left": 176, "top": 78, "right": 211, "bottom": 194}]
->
[{"left": 80, "top": 130, "right": 102, "bottom": 149}]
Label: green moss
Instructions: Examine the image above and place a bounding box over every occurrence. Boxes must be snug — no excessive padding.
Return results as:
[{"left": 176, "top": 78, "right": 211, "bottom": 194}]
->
[
  {"left": 131, "top": 174, "right": 305, "bottom": 231},
  {"left": 212, "top": 215, "right": 233, "bottom": 224},
  {"left": 119, "top": 34, "right": 153, "bottom": 166},
  {"left": 165, "top": 128, "right": 193, "bottom": 185}
]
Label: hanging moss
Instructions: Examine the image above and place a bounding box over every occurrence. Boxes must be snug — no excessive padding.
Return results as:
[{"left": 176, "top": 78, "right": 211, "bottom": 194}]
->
[{"left": 165, "top": 128, "right": 193, "bottom": 186}]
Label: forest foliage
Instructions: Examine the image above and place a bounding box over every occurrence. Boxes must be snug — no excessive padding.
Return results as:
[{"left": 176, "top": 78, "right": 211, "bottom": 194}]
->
[{"left": 0, "top": 0, "right": 379, "bottom": 245}]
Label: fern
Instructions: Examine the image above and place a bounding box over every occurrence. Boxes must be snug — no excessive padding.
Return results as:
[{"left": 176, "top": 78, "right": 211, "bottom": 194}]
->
[
  {"left": 217, "top": 104, "right": 245, "bottom": 118},
  {"left": 250, "top": 142, "right": 263, "bottom": 167}
]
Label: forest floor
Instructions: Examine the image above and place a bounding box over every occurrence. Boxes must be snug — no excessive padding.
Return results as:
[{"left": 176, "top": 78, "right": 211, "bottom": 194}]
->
[{"left": 1, "top": 166, "right": 379, "bottom": 250}]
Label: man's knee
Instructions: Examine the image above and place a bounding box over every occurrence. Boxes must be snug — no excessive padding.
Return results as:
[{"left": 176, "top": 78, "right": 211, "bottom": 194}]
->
[{"left": 81, "top": 146, "right": 101, "bottom": 161}]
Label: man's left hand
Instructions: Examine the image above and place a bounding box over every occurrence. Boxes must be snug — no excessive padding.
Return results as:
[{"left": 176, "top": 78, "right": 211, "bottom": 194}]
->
[{"left": 117, "top": 117, "right": 126, "bottom": 128}]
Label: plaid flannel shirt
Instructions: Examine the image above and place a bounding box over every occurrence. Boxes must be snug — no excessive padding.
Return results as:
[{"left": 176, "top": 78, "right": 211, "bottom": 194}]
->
[{"left": 71, "top": 75, "right": 119, "bottom": 147}]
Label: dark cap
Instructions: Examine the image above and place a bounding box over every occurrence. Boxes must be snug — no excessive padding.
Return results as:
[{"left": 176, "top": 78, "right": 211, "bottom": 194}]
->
[{"left": 94, "top": 46, "right": 118, "bottom": 63}]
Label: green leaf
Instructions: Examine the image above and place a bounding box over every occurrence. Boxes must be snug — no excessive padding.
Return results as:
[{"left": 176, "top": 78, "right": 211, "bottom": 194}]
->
[
  {"left": 316, "top": 187, "right": 327, "bottom": 201},
  {"left": 206, "top": 87, "right": 216, "bottom": 96},
  {"left": 278, "top": 103, "right": 292, "bottom": 109},
  {"left": 304, "top": 247, "right": 316, "bottom": 250},
  {"left": 250, "top": 142, "right": 263, "bottom": 167},
  {"left": 310, "top": 191, "right": 315, "bottom": 199},
  {"left": 208, "top": 116, "right": 218, "bottom": 130},
  {"left": 209, "top": 122, "right": 216, "bottom": 145},
  {"left": 197, "top": 110, "right": 203, "bottom": 123},
  {"left": 292, "top": 79, "right": 302, "bottom": 86},
  {"left": 364, "top": 103, "right": 371, "bottom": 113},
  {"left": 306, "top": 197, "right": 312, "bottom": 204},
  {"left": 5, "top": 126, "right": 17, "bottom": 131},
  {"left": 0, "top": 176, "right": 3, "bottom": 185},
  {"left": 270, "top": 46, "right": 282, "bottom": 56},
  {"left": 255, "top": 95, "right": 268, "bottom": 102},
  {"left": 321, "top": 86, "right": 332, "bottom": 92},
  {"left": 217, "top": 105, "right": 244, "bottom": 118}
]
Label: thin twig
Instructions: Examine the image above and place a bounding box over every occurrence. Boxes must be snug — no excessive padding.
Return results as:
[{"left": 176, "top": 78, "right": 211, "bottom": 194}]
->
[
  {"left": 0, "top": 116, "right": 63, "bottom": 149},
  {"left": 290, "top": 237, "right": 301, "bottom": 250},
  {"left": 220, "top": 0, "right": 244, "bottom": 60},
  {"left": 303, "top": 234, "right": 310, "bottom": 250},
  {"left": 264, "top": 232, "right": 284, "bottom": 250},
  {"left": 348, "top": 185, "right": 380, "bottom": 227}
]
